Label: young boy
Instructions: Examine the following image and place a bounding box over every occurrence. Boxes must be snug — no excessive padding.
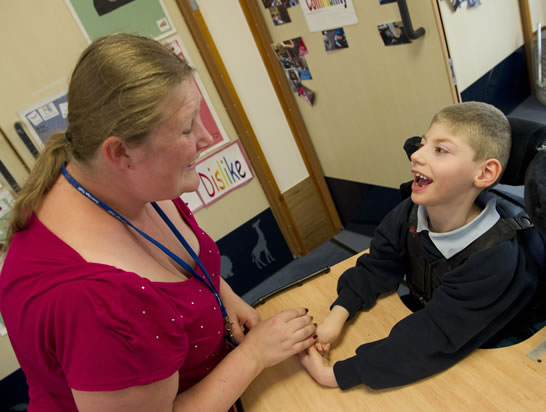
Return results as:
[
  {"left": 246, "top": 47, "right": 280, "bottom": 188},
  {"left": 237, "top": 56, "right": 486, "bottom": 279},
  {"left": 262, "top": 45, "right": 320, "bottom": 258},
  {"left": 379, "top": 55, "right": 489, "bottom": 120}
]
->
[{"left": 300, "top": 102, "right": 542, "bottom": 390}]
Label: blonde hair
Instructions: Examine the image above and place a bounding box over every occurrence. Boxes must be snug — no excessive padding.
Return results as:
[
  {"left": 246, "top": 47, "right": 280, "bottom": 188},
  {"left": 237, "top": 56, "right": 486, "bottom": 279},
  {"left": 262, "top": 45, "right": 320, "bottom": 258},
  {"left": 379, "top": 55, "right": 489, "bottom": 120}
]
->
[
  {"left": 431, "top": 101, "right": 511, "bottom": 171},
  {"left": 2, "top": 34, "right": 194, "bottom": 251}
]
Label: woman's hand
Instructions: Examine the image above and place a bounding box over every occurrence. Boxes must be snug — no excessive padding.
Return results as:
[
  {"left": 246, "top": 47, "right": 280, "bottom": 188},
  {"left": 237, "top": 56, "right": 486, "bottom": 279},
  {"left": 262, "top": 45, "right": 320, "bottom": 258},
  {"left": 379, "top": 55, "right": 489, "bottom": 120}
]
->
[
  {"left": 238, "top": 307, "right": 317, "bottom": 369},
  {"left": 220, "top": 278, "right": 260, "bottom": 343},
  {"left": 299, "top": 344, "right": 338, "bottom": 387},
  {"left": 316, "top": 305, "right": 349, "bottom": 344}
]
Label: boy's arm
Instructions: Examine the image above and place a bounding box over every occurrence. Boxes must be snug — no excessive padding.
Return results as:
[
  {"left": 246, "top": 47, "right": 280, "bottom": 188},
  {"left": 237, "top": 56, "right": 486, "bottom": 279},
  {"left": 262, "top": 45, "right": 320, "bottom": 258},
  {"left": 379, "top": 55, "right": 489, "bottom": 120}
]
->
[
  {"left": 333, "top": 239, "right": 539, "bottom": 390},
  {"left": 331, "top": 200, "right": 411, "bottom": 319}
]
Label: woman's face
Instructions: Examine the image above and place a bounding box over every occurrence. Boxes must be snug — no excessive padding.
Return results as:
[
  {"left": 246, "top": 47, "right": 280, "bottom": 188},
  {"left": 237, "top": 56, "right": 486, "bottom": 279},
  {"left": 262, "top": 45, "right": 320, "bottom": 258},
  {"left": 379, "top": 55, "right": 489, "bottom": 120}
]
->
[{"left": 129, "top": 79, "right": 214, "bottom": 202}]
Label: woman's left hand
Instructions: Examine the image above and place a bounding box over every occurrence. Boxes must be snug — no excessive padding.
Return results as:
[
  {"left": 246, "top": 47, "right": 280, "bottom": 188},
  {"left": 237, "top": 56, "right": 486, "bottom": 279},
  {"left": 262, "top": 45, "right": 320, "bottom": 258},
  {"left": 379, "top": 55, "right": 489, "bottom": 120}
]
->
[{"left": 220, "top": 278, "right": 261, "bottom": 343}]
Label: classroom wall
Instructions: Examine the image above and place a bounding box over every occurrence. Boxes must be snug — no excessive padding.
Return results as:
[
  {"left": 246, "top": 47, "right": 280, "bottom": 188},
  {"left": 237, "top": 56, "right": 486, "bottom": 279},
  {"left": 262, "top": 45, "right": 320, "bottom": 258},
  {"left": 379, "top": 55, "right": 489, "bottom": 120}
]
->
[
  {"left": 438, "top": 0, "right": 524, "bottom": 93},
  {"left": 0, "top": 0, "right": 272, "bottom": 242},
  {"left": 529, "top": 0, "right": 546, "bottom": 29}
]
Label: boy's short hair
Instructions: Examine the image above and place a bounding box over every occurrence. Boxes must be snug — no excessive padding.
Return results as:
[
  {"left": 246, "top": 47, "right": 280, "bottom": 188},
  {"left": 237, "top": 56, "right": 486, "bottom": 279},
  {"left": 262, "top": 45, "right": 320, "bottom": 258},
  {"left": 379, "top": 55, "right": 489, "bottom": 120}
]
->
[{"left": 431, "top": 102, "right": 511, "bottom": 175}]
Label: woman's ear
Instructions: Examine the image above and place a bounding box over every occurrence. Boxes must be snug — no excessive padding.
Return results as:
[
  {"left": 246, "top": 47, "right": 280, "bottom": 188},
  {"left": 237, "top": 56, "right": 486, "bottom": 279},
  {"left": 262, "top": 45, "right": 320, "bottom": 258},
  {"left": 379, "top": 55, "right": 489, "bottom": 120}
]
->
[
  {"left": 101, "top": 136, "right": 132, "bottom": 169},
  {"left": 475, "top": 158, "right": 502, "bottom": 189}
]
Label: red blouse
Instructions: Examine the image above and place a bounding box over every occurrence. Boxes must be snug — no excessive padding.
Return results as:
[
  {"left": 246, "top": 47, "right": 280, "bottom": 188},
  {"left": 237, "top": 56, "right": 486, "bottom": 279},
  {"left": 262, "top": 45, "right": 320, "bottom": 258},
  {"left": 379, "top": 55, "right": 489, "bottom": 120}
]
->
[{"left": 0, "top": 198, "right": 228, "bottom": 411}]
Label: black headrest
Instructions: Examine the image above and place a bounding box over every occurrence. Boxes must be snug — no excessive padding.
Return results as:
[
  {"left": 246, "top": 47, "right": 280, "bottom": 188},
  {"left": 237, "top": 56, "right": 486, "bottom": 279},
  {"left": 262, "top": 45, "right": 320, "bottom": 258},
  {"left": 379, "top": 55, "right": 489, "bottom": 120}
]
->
[
  {"left": 503, "top": 117, "right": 546, "bottom": 186},
  {"left": 402, "top": 117, "right": 546, "bottom": 234},
  {"left": 525, "top": 149, "right": 546, "bottom": 234}
]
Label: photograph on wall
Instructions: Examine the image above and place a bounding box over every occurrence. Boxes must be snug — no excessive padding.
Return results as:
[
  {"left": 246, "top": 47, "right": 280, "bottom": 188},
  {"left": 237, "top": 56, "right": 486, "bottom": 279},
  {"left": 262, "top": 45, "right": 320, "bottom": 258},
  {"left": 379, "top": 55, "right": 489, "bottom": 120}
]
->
[
  {"left": 301, "top": 0, "right": 358, "bottom": 32},
  {"left": 377, "top": 21, "right": 412, "bottom": 46},
  {"left": 272, "top": 37, "right": 312, "bottom": 92},
  {"left": 322, "top": 27, "right": 349, "bottom": 51},
  {"left": 284, "top": 69, "right": 301, "bottom": 92},
  {"left": 449, "top": 0, "right": 482, "bottom": 12},
  {"left": 262, "top": 0, "right": 299, "bottom": 8},
  {"left": 18, "top": 90, "right": 68, "bottom": 149},
  {"left": 269, "top": 5, "right": 291, "bottom": 26},
  {"left": 297, "top": 84, "right": 315, "bottom": 106},
  {"left": 163, "top": 35, "right": 228, "bottom": 154},
  {"left": 64, "top": 0, "right": 175, "bottom": 43}
]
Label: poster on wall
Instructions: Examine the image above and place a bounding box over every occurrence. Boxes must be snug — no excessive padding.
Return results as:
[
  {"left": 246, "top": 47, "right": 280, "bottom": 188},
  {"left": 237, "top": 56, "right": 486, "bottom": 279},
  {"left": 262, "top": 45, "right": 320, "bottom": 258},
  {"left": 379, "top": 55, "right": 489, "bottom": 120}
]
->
[
  {"left": 18, "top": 90, "right": 68, "bottom": 149},
  {"left": 194, "top": 140, "right": 254, "bottom": 208},
  {"left": 301, "top": 0, "right": 358, "bottom": 32},
  {"left": 163, "top": 35, "right": 228, "bottom": 154},
  {"left": 64, "top": 0, "right": 175, "bottom": 43},
  {"left": 180, "top": 190, "right": 204, "bottom": 213},
  {"left": 180, "top": 140, "right": 254, "bottom": 213}
]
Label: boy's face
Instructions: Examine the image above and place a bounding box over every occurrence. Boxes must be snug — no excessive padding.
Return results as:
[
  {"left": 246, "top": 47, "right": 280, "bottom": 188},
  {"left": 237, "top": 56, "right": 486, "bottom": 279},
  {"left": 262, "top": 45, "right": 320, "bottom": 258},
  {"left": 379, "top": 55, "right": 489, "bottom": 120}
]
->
[{"left": 410, "top": 121, "right": 482, "bottom": 208}]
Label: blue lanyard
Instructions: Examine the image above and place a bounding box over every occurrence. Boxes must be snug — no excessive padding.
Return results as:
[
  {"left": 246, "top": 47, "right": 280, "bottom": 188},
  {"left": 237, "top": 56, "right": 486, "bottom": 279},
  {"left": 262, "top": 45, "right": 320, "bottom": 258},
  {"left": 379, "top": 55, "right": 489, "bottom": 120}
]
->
[{"left": 61, "top": 165, "right": 235, "bottom": 341}]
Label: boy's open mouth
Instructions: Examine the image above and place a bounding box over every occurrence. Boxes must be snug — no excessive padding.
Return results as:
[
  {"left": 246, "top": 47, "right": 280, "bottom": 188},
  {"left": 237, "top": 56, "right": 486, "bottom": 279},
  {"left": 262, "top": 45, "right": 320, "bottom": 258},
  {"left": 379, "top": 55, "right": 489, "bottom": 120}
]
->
[{"left": 414, "top": 173, "right": 433, "bottom": 187}]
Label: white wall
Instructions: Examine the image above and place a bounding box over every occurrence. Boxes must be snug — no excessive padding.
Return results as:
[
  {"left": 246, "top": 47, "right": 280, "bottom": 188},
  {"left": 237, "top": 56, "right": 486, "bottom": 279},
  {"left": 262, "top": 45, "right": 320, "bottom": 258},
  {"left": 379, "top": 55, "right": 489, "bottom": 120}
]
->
[
  {"left": 439, "top": 0, "right": 524, "bottom": 92},
  {"left": 196, "top": 0, "right": 309, "bottom": 193},
  {"left": 530, "top": 0, "right": 546, "bottom": 29}
]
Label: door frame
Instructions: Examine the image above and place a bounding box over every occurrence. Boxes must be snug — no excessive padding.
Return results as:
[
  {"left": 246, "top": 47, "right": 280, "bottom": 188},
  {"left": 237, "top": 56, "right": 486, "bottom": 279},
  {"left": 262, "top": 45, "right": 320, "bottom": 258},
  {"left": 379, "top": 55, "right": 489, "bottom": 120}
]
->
[{"left": 174, "top": 0, "right": 343, "bottom": 256}]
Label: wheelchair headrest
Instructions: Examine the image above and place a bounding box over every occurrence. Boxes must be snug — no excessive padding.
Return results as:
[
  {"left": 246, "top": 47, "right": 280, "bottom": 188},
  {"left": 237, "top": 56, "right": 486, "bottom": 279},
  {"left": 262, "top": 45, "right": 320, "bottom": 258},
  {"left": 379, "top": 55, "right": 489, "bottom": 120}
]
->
[
  {"left": 403, "top": 116, "right": 546, "bottom": 234},
  {"left": 503, "top": 117, "right": 546, "bottom": 186}
]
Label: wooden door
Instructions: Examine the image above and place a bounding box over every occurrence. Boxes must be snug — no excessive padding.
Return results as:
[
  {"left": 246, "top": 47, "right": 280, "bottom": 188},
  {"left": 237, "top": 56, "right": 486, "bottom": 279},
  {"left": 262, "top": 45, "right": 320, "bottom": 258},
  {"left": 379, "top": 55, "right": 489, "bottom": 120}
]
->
[{"left": 247, "top": 0, "right": 456, "bottom": 189}]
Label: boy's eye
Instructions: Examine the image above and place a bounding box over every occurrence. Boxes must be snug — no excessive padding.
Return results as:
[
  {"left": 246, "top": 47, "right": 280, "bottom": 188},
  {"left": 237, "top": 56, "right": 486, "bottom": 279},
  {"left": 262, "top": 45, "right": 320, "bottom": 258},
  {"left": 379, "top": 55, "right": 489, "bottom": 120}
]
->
[{"left": 435, "top": 147, "right": 447, "bottom": 153}]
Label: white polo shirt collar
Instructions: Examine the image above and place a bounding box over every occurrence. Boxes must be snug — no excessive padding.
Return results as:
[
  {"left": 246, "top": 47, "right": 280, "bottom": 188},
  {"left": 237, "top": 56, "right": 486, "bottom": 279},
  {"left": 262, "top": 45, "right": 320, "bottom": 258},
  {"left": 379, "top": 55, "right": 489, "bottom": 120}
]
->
[{"left": 416, "top": 193, "right": 500, "bottom": 259}]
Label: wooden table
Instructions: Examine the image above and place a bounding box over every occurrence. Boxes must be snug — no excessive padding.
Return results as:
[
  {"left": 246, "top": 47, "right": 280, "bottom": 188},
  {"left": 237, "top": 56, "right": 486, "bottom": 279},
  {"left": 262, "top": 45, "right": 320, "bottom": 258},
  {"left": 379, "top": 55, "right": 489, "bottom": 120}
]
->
[{"left": 241, "top": 254, "right": 546, "bottom": 411}]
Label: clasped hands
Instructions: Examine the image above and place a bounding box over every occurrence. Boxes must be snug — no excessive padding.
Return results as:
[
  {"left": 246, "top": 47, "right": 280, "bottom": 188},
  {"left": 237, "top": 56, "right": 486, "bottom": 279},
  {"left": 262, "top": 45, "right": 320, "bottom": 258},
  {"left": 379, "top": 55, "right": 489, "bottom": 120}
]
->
[
  {"left": 221, "top": 278, "right": 346, "bottom": 385},
  {"left": 298, "top": 305, "right": 350, "bottom": 388}
]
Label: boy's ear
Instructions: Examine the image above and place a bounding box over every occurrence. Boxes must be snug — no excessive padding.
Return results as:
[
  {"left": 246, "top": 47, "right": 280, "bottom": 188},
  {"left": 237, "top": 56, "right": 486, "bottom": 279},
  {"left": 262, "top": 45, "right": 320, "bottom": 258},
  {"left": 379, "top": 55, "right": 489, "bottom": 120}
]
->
[
  {"left": 474, "top": 158, "right": 502, "bottom": 189},
  {"left": 101, "top": 136, "right": 132, "bottom": 169}
]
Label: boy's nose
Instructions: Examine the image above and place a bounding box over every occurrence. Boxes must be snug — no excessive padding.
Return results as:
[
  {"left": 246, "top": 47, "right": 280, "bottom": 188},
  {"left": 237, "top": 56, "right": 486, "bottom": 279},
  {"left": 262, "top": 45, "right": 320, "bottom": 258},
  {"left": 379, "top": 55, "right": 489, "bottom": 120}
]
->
[{"left": 410, "top": 147, "right": 424, "bottom": 165}]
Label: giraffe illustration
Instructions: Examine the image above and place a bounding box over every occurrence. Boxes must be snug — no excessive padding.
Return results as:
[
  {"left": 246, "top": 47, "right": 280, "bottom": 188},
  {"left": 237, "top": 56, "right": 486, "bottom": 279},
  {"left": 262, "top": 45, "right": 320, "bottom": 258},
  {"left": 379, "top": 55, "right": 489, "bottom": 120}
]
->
[
  {"left": 220, "top": 255, "right": 234, "bottom": 279},
  {"left": 251, "top": 219, "right": 275, "bottom": 269}
]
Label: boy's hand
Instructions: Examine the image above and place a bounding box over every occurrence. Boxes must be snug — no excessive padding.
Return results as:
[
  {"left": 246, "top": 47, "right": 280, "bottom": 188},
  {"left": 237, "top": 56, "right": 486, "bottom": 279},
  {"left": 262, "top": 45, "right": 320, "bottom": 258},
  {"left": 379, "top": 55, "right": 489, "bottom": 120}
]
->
[
  {"left": 316, "top": 305, "right": 349, "bottom": 344},
  {"left": 299, "top": 344, "right": 338, "bottom": 387}
]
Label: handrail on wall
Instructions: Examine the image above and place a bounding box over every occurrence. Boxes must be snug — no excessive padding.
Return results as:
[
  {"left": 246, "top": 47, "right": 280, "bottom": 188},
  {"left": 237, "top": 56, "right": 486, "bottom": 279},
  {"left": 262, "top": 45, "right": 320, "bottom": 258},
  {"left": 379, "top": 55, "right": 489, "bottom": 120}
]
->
[{"left": 397, "top": 0, "right": 425, "bottom": 39}]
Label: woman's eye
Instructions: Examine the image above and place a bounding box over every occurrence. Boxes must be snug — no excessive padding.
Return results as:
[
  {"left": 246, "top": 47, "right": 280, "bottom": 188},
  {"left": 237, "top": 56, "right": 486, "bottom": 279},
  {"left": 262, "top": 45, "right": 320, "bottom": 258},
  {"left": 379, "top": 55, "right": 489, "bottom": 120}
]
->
[{"left": 181, "top": 129, "right": 192, "bottom": 135}]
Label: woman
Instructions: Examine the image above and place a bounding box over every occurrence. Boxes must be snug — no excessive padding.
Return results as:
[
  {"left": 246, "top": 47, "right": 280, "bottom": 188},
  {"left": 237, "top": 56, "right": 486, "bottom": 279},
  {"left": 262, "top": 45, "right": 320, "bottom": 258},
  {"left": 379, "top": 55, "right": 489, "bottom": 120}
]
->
[{"left": 0, "top": 34, "right": 316, "bottom": 411}]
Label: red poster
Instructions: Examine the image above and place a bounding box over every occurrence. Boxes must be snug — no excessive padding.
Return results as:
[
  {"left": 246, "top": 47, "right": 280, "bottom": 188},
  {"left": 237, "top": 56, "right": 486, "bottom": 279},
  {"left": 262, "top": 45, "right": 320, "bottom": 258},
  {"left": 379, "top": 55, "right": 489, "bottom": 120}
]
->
[{"left": 164, "top": 36, "right": 227, "bottom": 149}]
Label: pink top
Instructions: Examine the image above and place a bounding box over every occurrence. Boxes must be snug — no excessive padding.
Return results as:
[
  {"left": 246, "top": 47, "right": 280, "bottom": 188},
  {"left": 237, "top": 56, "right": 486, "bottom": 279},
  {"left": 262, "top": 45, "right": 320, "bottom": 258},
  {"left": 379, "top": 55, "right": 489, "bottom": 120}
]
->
[{"left": 0, "top": 198, "right": 228, "bottom": 412}]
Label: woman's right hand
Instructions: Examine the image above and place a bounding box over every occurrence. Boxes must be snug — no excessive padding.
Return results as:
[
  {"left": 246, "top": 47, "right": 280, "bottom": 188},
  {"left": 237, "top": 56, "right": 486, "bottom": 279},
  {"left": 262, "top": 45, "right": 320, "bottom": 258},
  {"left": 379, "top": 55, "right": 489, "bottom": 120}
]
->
[
  {"left": 238, "top": 307, "right": 316, "bottom": 369},
  {"left": 316, "top": 305, "right": 349, "bottom": 344}
]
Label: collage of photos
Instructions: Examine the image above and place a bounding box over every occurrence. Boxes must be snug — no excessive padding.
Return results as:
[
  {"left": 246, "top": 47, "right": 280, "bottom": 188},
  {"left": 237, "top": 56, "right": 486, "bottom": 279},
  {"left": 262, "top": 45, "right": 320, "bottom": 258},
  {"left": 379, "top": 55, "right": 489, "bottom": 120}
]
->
[
  {"left": 377, "top": 21, "right": 411, "bottom": 46},
  {"left": 322, "top": 27, "right": 349, "bottom": 51},
  {"left": 271, "top": 37, "right": 315, "bottom": 105},
  {"left": 262, "top": 0, "right": 299, "bottom": 26}
]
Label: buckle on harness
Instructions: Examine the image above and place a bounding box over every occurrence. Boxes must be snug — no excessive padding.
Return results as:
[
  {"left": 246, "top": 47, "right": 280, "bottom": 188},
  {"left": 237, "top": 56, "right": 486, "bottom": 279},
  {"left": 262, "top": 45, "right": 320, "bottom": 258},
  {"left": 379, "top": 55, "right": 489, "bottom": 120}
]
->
[{"left": 506, "top": 214, "right": 534, "bottom": 230}]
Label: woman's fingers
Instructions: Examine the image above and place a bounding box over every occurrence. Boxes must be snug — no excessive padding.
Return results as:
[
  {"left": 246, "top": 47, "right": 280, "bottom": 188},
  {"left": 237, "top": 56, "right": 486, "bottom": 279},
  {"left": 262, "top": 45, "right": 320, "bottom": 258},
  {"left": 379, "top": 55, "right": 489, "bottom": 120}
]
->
[
  {"left": 276, "top": 307, "right": 309, "bottom": 322},
  {"left": 231, "top": 321, "right": 245, "bottom": 344},
  {"left": 293, "top": 334, "right": 319, "bottom": 354}
]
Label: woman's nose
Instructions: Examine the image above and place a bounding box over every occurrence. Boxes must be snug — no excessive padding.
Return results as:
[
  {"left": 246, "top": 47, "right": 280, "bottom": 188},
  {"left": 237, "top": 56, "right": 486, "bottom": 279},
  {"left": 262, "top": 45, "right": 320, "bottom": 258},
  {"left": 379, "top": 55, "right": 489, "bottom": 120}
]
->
[{"left": 196, "top": 117, "right": 214, "bottom": 149}]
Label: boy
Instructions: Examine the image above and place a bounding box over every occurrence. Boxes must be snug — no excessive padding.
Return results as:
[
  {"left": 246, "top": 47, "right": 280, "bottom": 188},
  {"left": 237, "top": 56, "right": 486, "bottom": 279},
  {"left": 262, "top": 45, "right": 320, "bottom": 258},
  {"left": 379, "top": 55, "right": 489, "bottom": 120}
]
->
[{"left": 300, "top": 102, "right": 542, "bottom": 390}]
